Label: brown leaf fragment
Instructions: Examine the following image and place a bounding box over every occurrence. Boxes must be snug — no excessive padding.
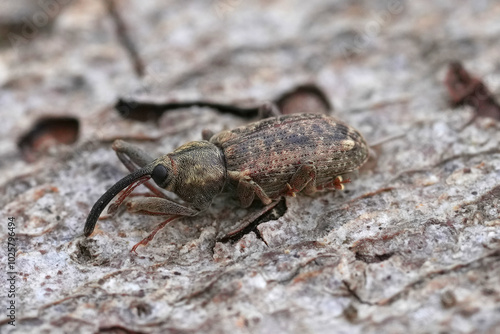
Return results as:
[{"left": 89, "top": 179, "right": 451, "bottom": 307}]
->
[{"left": 445, "top": 61, "right": 500, "bottom": 120}]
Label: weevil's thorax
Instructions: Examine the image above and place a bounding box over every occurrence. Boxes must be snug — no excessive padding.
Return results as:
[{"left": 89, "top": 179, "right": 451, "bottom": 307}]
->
[{"left": 169, "top": 141, "right": 226, "bottom": 210}]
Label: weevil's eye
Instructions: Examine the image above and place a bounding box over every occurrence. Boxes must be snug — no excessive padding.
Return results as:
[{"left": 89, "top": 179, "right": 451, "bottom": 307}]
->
[{"left": 151, "top": 164, "right": 168, "bottom": 186}]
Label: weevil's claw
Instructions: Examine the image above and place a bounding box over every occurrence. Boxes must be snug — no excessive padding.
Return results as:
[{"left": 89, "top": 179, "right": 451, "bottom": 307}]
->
[
  {"left": 285, "top": 183, "right": 298, "bottom": 197},
  {"left": 332, "top": 176, "right": 351, "bottom": 190}
]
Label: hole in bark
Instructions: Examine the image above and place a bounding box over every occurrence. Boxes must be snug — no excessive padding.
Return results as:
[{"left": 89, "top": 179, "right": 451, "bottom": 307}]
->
[
  {"left": 114, "top": 85, "right": 334, "bottom": 123},
  {"left": 343, "top": 304, "right": 358, "bottom": 322},
  {"left": 76, "top": 242, "right": 92, "bottom": 263},
  {"left": 115, "top": 98, "right": 259, "bottom": 123},
  {"left": 18, "top": 117, "right": 79, "bottom": 162},
  {"left": 441, "top": 290, "right": 457, "bottom": 309},
  {"left": 131, "top": 302, "right": 152, "bottom": 317},
  {"left": 355, "top": 252, "right": 394, "bottom": 264},
  {"left": 275, "top": 84, "right": 332, "bottom": 115},
  {"left": 98, "top": 325, "right": 147, "bottom": 333}
]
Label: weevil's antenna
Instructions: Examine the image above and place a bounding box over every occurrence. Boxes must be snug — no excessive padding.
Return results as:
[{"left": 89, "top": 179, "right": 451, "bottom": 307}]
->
[{"left": 84, "top": 165, "right": 154, "bottom": 237}]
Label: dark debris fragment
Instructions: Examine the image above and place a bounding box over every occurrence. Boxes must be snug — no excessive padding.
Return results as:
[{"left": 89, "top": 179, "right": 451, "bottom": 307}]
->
[{"left": 445, "top": 61, "right": 500, "bottom": 120}]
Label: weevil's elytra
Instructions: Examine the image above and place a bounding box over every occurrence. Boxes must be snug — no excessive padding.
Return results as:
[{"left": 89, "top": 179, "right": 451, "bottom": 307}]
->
[
  {"left": 211, "top": 114, "right": 368, "bottom": 199},
  {"left": 84, "top": 112, "right": 369, "bottom": 252}
]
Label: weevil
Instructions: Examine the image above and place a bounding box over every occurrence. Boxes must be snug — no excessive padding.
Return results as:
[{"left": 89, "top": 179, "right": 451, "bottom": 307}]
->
[{"left": 84, "top": 112, "right": 369, "bottom": 252}]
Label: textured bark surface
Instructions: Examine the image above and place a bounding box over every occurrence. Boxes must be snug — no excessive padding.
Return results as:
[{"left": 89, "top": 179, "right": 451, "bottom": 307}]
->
[{"left": 1, "top": 1, "right": 499, "bottom": 333}]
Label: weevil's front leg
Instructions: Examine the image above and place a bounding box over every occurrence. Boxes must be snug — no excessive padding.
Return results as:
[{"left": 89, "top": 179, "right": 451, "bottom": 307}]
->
[
  {"left": 229, "top": 171, "right": 273, "bottom": 208},
  {"left": 126, "top": 197, "right": 199, "bottom": 216},
  {"left": 285, "top": 163, "right": 317, "bottom": 196},
  {"left": 131, "top": 215, "right": 182, "bottom": 253},
  {"left": 109, "top": 140, "right": 167, "bottom": 214},
  {"left": 112, "top": 139, "right": 154, "bottom": 169},
  {"left": 125, "top": 197, "right": 200, "bottom": 253}
]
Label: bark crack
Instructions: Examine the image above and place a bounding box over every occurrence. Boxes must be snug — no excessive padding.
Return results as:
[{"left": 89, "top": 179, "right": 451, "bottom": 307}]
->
[{"left": 106, "top": 0, "right": 144, "bottom": 77}]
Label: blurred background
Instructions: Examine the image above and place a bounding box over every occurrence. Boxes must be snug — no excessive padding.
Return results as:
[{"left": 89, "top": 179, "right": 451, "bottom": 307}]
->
[
  {"left": 0, "top": 1, "right": 499, "bottom": 333},
  {"left": 1, "top": 0, "right": 498, "bottom": 175}
]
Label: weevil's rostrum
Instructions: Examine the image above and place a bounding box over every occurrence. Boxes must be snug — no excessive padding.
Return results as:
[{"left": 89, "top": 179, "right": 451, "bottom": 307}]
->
[{"left": 84, "top": 112, "right": 369, "bottom": 250}]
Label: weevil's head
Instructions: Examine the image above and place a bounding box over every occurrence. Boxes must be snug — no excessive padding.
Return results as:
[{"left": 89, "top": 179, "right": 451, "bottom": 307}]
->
[
  {"left": 145, "top": 142, "right": 227, "bottom": 208},
  {"left": 83, "top": 141, "right": 226, "bottom": 237}
]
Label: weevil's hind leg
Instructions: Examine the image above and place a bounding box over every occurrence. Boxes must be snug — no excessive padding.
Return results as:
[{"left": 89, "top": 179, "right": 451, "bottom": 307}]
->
[
  {"left": 284, "top": 163, "right": 317, "bottom": 196},
  {"left": 111, "top": 139, "right": 167, "bottom": 199},
  {"left": 258, "top": 102, "right": 281, "bottom": 119},
  {"left": 219, "top": 200, "right": 280, "bottom": 241},
  {"left": 230, "top": 172, "right": 273, "bottom": 208}
]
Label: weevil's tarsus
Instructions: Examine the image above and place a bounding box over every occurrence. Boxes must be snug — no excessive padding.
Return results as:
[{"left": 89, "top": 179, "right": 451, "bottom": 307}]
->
[
  {"left": 316, "top": 175, "right": 351, "bottom": 191},
  {"left": 107, "top": 175, "right": 150, "bottom": 216},
  {"left": 333, "top": 176, "right": 351, "bottom": 190},
  {"left": 131, "top": 215, "right": 182, "bottom": 253},
  {"left": 84, "top": 165, "right": 154, "bottom": 237}
]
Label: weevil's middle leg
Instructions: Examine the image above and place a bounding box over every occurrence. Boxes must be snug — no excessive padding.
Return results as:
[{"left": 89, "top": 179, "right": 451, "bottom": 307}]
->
[
  {"left": 284, "top": 163, "right": 317, "bottom": 196},
  {"left": 229, "top": 171, "right": 273, "bottom": 208},
  {"left": 127, "top": 197, "right": 199, "bottom": 216}
]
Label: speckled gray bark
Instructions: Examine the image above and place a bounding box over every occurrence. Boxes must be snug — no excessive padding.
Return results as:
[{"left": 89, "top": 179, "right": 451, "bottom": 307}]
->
[{"left": 0, "top": 1, "right": 499, "bottom": 333}]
